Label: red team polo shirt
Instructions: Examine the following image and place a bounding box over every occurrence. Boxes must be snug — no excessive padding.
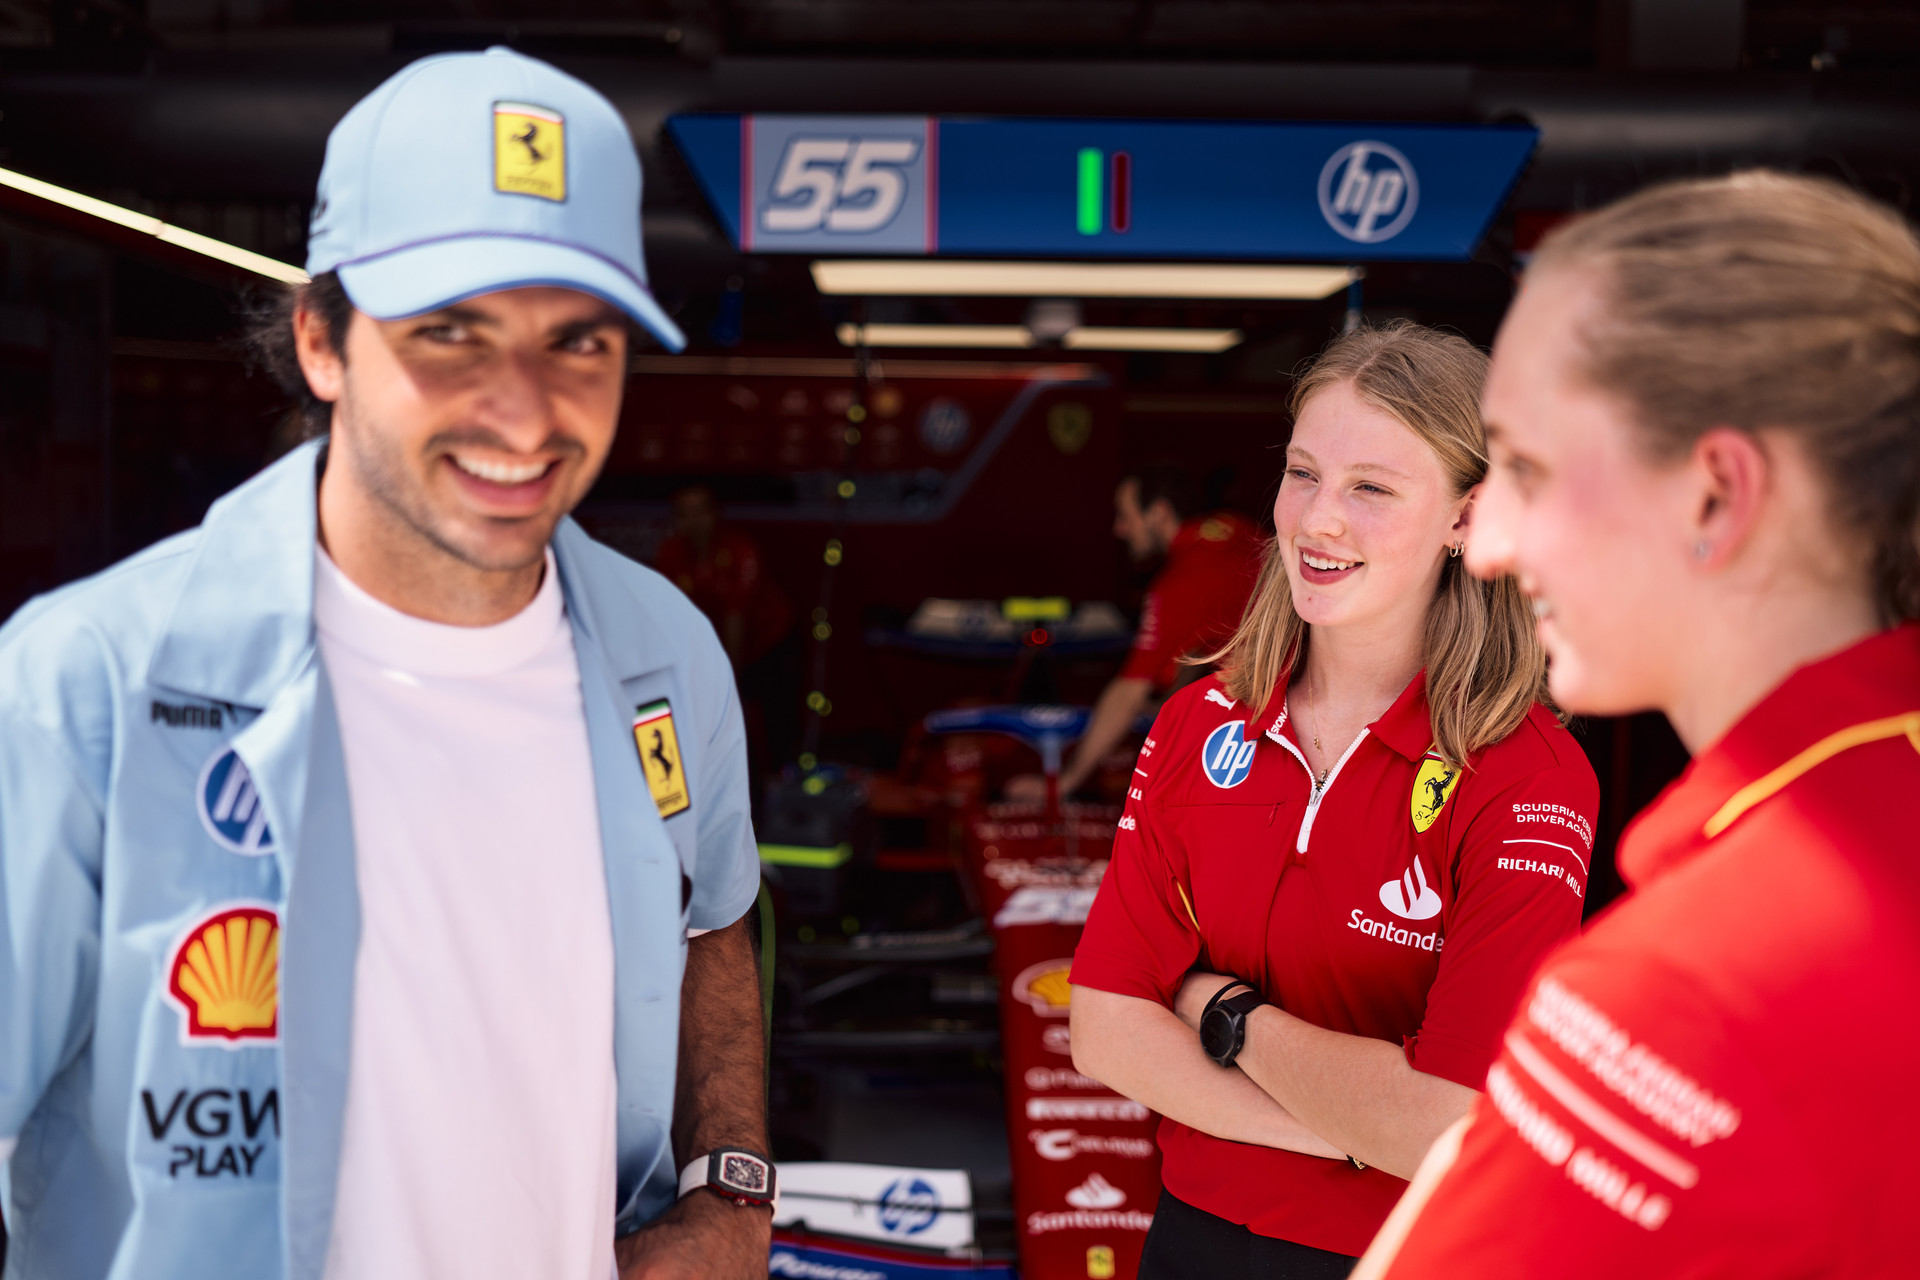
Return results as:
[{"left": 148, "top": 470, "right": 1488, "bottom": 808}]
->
[
  {"left": 1375, "top": 625, "right": 1920, "bottom": 1278},
  {"left": 1071, "top": 669, "right": 1597, "bottom": 1255},
  {"left": 1120, "top": 514, "right": 1265, "bottom": 688}
]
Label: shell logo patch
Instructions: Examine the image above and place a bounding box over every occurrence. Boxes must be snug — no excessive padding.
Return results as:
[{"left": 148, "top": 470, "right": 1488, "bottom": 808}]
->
[
  {"left": 493, "top": 101, "right": 566, "bottom": 202},
  {"left": 167, "top": 905, "right": 280, "bottom": 1045},
  {"left": 634, "top": 700, "right": 690, "bottom": 819},
  {"left": 1013, "top": 959, "right": 1075, "bottom": 1017},
  {"left": 1412, "top": 752, "right": 1460, "bottom": 833}
]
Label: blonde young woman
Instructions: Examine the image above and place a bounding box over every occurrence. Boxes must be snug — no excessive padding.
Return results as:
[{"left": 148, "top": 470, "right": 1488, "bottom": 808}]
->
[
  {"left": 1357, "top": 174, "right": 1920, "bottom": 1278},
  {"left": 1070, "top": 321, "right": 1600, "bottom": 1279}
]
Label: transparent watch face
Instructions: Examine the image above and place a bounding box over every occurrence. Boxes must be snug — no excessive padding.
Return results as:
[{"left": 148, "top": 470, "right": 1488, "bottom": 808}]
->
[{"left": 719, "top": 1152, "right": 771, "bottom": 1196}]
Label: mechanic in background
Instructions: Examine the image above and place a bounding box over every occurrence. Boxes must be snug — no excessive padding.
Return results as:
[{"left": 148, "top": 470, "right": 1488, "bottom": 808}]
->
[
  {"left": 654, "top": 485, "right": 798, "bottom": 773},
  {"left": 1012, "top": 465, "right": 1263, "bottom": 803},
  {"left": 655, "top": 486, "right": 793, "bottom": 671}
]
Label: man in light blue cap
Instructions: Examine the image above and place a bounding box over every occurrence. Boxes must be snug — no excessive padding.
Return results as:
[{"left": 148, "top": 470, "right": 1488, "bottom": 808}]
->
[{"left": 0, "top": 48, "right": 774, "bottom": 1279}]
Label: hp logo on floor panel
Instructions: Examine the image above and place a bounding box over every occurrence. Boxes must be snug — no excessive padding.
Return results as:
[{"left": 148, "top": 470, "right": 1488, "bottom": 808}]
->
[
  {"left": 1318, "top": 140, "right": 1420, "bottom": 244},
  {"left": 1201, "top": 720, "right": 1258, "bottom": 789}
]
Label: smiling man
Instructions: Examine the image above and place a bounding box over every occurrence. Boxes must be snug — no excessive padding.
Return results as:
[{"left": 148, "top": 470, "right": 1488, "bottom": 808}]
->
[{"left": 0, "top": 50, "right": 772, "bottom": 1280}]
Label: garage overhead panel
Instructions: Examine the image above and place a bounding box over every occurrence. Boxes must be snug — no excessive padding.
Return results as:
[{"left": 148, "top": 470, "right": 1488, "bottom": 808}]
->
[{"left": 667, "top": 115, "right": 1538, "bottom": 262}]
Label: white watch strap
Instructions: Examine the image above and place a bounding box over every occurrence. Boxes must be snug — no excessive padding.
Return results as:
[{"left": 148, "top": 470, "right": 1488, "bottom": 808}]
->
[{"left": 677, "top": 1154, "right": 710, "bottom": 1199}]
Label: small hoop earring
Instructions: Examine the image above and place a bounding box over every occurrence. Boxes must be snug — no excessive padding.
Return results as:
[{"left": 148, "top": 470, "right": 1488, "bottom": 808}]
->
[
  {"left": 1694, "top": 541, "right": 1711, "bottom": 561},
  {"left": 1448, "top": 543, "right": 1463, "bottom": 558}
]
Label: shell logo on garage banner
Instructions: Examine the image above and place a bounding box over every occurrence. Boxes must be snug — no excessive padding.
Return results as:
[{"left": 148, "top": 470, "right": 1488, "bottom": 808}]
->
[
  {"left": 965, "top": 803, "right": 1161, "bottom": 1279},
  {"left": 1013, "top": 959, "right": 1075, "bottom": 1016},
  {"left": 166, "top": 905, "right": 280, "bottom": 1045}
]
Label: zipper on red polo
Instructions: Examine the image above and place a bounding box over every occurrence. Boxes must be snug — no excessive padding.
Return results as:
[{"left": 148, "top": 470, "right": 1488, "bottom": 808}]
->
[{"left": 1266, "top": 717, "right": 1371, "bottom": 856}]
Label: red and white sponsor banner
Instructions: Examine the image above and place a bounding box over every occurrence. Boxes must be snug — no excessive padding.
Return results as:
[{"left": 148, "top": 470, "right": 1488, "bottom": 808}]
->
[{"left": 965, "top": 803, "right": 1162, "bottom": 1280}]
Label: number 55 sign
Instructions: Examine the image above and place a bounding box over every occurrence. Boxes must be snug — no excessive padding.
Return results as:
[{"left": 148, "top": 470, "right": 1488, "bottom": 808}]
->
[{"left": 742, "top": 116, "right": 934, "bottom": 253}]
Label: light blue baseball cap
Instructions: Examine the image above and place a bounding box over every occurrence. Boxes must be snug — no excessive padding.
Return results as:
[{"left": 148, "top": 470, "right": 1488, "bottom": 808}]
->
[{"left": 306, "top": 46, "right": 685, "bottom": 352}]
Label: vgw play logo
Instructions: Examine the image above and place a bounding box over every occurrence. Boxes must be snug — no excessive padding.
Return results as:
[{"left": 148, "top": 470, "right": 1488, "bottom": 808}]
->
[{"left": 1317, "top": 141, "right": 1420, "bottom": 244}]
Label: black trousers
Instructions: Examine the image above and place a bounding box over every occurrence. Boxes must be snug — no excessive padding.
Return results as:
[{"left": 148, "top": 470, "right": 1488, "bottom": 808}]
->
[{"left": 1138, "top": 1190, "right": 1359, "bottom": 1280}]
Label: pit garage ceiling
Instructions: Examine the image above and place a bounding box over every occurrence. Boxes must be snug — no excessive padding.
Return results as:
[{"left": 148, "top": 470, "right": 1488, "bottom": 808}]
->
[{"left": 0, "top": 0, "right": 1913, "bottom": 282}]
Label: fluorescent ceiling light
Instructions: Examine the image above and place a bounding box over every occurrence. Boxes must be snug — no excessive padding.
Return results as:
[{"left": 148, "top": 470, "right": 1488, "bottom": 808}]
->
[
  {"left": 836, "top": 323, "right": 1243, "bottom": 353},
  {"left": 813, "top": 260, "right": 1353, "bottom": 300},
  {"left": 837, "top": 323, "right": 1035, "bottom": 349},
  {"left": 1065, "top": 327, "right": 1242, "bottom": 353},
  {"left": 0, "top": 166, "right": 310, "bottom": 284}
]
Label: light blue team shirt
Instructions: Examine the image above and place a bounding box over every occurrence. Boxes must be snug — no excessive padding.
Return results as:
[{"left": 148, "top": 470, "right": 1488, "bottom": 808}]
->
[{"left": 0, "top": 439, "right": 762, "bottom": 1279}]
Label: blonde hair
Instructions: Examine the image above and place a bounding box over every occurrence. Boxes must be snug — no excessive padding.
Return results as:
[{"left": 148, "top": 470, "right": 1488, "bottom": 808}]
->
[
  {"left": 1213, "top": 321, "right": 1549, "bottom": 765},
  {"left": 1532, "top": 170, "right": 1920, "bottom": 620}
]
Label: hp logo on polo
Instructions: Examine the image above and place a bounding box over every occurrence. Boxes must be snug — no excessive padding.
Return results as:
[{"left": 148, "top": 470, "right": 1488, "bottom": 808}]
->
[
  {"left": 1200, "top": 720, "right": 1258, "bottom": 789},
  {"left": 1317, "top": 141, "right": 1420, "bottom": 244},
  {"left": 877, "top": 1177, "right": 940, "bottom": 1236},
  {"left": 197, "top": 747, "right": 274, "bottom": 855}
]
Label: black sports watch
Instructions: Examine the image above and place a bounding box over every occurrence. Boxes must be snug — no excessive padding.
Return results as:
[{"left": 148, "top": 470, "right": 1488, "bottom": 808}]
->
[
  {"left": 1199, "top": 979, "right": 1266, "bottom": 1068},
  {"left": 678, "top": 1148, "right": 777, "bottom": 1208}
]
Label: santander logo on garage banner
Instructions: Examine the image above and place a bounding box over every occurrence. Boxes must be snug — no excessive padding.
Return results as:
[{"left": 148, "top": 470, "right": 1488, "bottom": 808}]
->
[
  {"left": 966, "top": 796, "right": 1162, "bottom": 1278},
  {"left": 1028, "top": 1173, "right": 1157, "bottom": 1235}
]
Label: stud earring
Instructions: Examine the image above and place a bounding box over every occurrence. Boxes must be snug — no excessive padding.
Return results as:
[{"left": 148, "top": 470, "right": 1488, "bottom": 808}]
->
[{"left": 1694, "top": 541, "right": 1711, "bottom": 561}]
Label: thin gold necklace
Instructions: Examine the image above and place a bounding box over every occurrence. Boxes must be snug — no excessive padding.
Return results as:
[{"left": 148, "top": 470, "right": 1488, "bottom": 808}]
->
[{"left": 1302, "top": 676, "right": 1331, "bottom": 786}]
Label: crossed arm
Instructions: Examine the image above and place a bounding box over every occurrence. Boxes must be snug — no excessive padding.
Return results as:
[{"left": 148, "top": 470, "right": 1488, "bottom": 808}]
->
[{"left": 1071, "top": 973, "right": 1476, "bottom": 1181}]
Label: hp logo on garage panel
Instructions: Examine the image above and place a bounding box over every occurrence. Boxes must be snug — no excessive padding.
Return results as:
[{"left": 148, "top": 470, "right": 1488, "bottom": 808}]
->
[
  {"left": 1317, "top": 140, "right": 1420, "bottom": 244},
  {"left": 1200, "top": 720, "right": 1258, "bottom": 789}
]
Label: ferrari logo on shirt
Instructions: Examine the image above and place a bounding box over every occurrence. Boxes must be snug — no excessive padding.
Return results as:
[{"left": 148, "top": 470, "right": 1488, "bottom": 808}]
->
[
  {"left": 493, "top": 101, "right": 566, "bottom": 201},
  {"left": 1411, "top": 752, "right": 1459, "bottom": 833},
  {"left": 633, "top": 700, "right": 690, "bottom": 819}
]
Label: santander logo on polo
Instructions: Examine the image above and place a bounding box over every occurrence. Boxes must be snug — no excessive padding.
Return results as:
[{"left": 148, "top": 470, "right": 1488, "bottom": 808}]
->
[{"left": 1379, "top": 855, "right": 1443, "bottom": 921}]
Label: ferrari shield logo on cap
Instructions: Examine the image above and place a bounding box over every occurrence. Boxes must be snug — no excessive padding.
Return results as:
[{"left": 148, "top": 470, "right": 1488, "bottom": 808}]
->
[
  {"left": 634, "top": 700, "right": 690, "bottom": 818},
  {"left": 493, "top": 101, "right": 566, "bottom": 201},
  {"left": 1411, "top": 751, "right": 1459, "bottom": 833}
]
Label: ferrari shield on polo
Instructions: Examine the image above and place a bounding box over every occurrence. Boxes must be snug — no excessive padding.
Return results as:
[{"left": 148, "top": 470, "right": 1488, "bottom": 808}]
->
[
  {"left": 633, "top": 699, "right": 690, "bottom": 818},
  {"left": 1200, "top": 720, "right": 1257, "bottom": 789}
]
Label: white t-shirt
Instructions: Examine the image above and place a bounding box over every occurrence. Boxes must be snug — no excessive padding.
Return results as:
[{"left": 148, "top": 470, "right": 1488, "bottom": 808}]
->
[{"left": 315, "top": 548, "right": 618, "bottom": 1280}]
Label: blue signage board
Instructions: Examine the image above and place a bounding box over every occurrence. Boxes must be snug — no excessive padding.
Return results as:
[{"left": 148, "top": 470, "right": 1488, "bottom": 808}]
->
[
  {"left": 769, "top": 1239, "right": 1016, "bottom": 1280},
  {"left": 667, "top": 114, "right": 1536, "bottom": 261}
]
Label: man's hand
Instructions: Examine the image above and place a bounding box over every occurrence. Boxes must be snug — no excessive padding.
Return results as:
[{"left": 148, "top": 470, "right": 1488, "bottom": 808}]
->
[
  {"left": 624, "top": 916, "right": 771, "bottom": 1278},
  {"left": 1004, "top": 774, "right": 1049, "bottom": 805},
  {"left": 1056, "top": 676, "right": 1155, "bottom": 797},
  {"left": 615, "top": 1188, "right": 772, "bottom": 1279}
]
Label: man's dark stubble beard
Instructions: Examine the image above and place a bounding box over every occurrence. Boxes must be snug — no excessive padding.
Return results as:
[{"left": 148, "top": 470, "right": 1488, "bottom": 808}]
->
[{"left": 335, "top": 382, "right": 592, "bottom": 576}]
